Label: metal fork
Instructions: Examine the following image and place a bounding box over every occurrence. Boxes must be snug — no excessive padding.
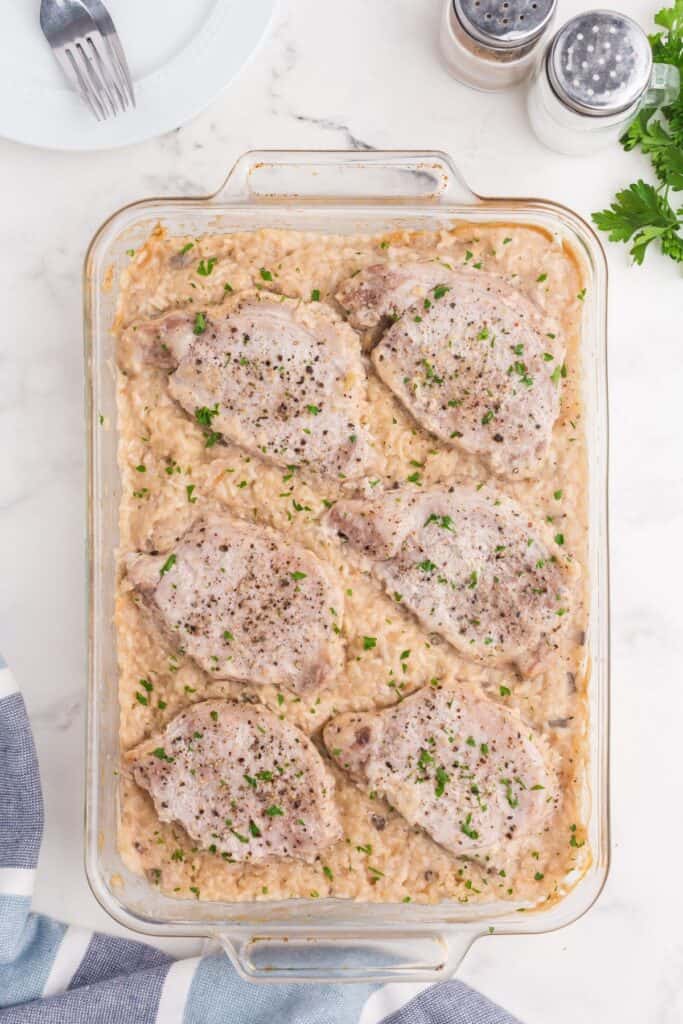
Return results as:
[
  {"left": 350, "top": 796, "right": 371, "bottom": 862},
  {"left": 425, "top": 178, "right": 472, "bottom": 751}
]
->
[{"left": 40, "top": 0, "right": 135, "bottom": 122}]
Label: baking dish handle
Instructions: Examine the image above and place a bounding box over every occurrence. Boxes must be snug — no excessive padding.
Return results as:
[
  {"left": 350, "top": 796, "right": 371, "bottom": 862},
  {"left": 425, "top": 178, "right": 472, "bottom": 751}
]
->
[
  {"left": 214, "top": 928, "right": 477, "bottom": 983},
  {"left": 212, "top": 150, "right": 480, "bottom": 205}
]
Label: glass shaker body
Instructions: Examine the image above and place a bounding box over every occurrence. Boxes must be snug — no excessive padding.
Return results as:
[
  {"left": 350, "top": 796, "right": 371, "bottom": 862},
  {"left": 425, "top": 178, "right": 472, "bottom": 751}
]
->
[
  {"left": 440, "top": 0, "right": 557, "bottom": 92},
  {"left": 526, "top": 11, "right": 680, "bottom": 156}
]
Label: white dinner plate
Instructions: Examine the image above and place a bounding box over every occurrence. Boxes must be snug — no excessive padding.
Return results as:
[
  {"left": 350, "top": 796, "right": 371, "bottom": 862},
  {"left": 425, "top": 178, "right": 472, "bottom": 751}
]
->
[{"left": 0, "top": 0, "right": 276, "bottom": 151}]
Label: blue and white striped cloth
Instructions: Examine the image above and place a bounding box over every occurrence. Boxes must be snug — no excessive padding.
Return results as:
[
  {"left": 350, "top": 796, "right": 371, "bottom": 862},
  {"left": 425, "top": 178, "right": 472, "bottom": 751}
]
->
[{"left": 0, "top": 655, "right": 520, "bottom": 1023}]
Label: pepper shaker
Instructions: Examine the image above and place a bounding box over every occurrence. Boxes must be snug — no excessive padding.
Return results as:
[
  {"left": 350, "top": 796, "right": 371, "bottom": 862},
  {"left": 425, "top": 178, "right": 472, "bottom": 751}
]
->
[
  {"left": 440, "top": 0, "right": 558, "bottom": 91},
  {"left": 527, "top": 10, "right": 680, "bottom": 155}
]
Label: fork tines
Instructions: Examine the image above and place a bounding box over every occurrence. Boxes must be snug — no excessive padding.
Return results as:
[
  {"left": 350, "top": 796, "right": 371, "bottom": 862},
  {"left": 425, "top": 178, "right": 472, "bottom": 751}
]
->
[
  {"left": 41, "top": 0, "right": 136, "bottom": 123},
  {"left": 62, "top": 33, "right": 131, "bottom": 121}
]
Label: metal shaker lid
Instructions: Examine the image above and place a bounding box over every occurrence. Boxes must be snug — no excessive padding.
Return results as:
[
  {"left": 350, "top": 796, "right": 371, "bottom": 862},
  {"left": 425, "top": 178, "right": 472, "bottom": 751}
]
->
[
  {"left": 454, "top": 0, "right": 556, "bottom": 50},
  {"left": 547, "top": 10, "right": 652, "bottom": 116}
]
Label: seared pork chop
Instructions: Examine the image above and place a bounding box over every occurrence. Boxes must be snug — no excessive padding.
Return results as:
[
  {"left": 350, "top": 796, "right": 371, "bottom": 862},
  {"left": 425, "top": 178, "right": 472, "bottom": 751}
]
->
[
  {"left": 123, "top": 291, "right": 373, "bottom": 479},
  {"left": 324, "top": 686, "right": 556, "bottom": 856},
  {"left": 337, "top": 262, "right": 561, "bottom": 477},
  {"left": 326, "top": 486, "right": 574, "bottom": 675},
  {"left": 126, "top": 514, "right": 344, "bottom": 694},
  {"left": 132, "top": 700, "right": 342, "bottom": 863}
]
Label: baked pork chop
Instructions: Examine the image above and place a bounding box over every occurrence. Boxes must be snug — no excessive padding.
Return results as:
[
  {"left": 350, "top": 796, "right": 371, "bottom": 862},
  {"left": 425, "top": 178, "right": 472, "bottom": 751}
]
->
[
  {"left": 132, "top": 700, "right": 342, "bottom": 863},
  {"left": 122, "top": 291, "right": 372, "bottom": 479},
  {"left": 324, "top": 686, "right": 556, "bottom": 857},
  {"left": 326, "top": 486, "right": 573, "bottom": 675},
  {"left": 337, "top": 262, "right": 561, "bottom": 477},
  {"left": 126, "top": 514, "right": 344, "bottom": 695}
]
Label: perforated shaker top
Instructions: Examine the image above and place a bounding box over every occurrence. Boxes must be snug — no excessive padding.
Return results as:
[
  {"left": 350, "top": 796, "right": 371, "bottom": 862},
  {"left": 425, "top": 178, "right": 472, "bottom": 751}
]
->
[
  {"left": 454, "top": 0, "right": 556, "bottom": 49},
  {"left": 548, "top": 10, "right": 652, "bottom": 115}
]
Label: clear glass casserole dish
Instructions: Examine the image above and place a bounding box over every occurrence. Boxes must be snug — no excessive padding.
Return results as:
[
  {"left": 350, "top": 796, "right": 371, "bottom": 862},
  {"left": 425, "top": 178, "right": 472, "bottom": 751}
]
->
[{"left": 84, "top": 149, "right": 610, "bottom": 983}]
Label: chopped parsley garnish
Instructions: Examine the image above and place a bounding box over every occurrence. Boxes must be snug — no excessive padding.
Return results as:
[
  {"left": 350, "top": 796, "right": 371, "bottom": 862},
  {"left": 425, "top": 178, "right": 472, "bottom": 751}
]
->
[
  {"left": 259, "top": 268, "right": 273, "bottom": 282},
  {"left": 159, "top": 554, "right": 176, "bottom": 576},
  {"left": 290, "top": 571, "right": 307, "bottom": 581},
  {"left": 249, "top": 820, "right": 261, "bottom": 837},
  {"left": 306, "top": 404, "right": 320, "bottom": 415},
  {"left": 434, "top": 766, "right": 449, "bottom": 797},
  {"left": 433, "top": 284, "right": 450, "bottom": 300},
  {"left": 481, "top": 410, "right": 494, "bottom": 425},
  {"left": 499, "top": 685, "right": 511, "bottom": 697},
  {"left": 152, "top": 747, "right": 173, "bottom": 762},
  {"left": 193, "top": 312, "right": 207, "bottom": 334},
  {"left": 265, "top": 805, "right": 284, "bottom": 817},
  {"left": 195, "top": 404, "right": 219, "bottom": 427},
  {"left": 135, "top": 464, "right": 146, "bottom": 473},
  {"left": 323, "top": 865, "right": 333, "bottom": 880},
  {"left": 362, "top": 636, "right": 377, "bottom": 651},
  {"left": 553, "top": 489, "right": 563, "bottom": 500},
  {"left": 197, "top": 257, "right": 217, "bottom": 276},
  {"left": 179, "top": 242, "right": 194, "bottom": 255},
  {"left": 230, "top": 828, "right": 250, "bottom": 844},
  {"left": 536, "top": 272, "right": 548, "bottom": 283},
  {"left": 554, "top": 533, "right": 565, "bottom": 546},
  {"left": 186, "top": 484, "right": 197, "bottom": 503},
  {"left": 418, "top": 748, "right": 434, "bottom": 769},
  {"left": 460, "top": 813, "right": 479, "bottom": 840},
  {"left": 311, "top": 289, "right": 321, "bottom": 301},
  {"left": 500, "top": 778, "right": 518, "bottom": 808},
  {"left": 418, "top": 559, "right": 437, "bottom": 573}
]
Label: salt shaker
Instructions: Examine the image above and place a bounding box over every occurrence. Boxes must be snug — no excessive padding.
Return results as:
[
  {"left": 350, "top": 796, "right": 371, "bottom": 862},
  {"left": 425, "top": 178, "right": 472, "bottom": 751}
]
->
[
  {"left": 440, "top": 0, "right": 558, "bottom": 91},
  {"left": 527, "top": 10, "right": 680, "bottom": 155}
]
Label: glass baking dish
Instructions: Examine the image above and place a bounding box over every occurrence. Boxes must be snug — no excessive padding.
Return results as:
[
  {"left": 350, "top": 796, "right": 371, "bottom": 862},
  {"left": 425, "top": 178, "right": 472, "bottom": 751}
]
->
[{"left": 84, "top": 149, "right": 610, "bottom": 983}]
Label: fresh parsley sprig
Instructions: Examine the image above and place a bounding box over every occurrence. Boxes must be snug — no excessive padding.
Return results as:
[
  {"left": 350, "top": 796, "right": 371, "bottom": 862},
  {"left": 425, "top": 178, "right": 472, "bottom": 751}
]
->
[{"left": 592, "top": 0, "right": 683, "bottom": 265}]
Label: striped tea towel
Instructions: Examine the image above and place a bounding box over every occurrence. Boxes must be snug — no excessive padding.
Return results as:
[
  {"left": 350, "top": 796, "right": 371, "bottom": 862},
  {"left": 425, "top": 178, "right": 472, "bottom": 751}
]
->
[{"left": 0, "top": 655, "right": 521, "bottom": 1023}]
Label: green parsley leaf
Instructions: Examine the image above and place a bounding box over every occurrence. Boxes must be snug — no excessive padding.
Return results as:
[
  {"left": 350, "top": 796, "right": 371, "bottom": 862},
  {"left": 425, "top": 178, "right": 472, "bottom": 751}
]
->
[
  {"left": 362, "top": 636, "right": 377, "bottom": 651},
  {"left": 593, "top": 180, "right": 682, "bottom": 265},
  {"left": 434, "top": 766, "right": 449, "bottom": 797},
  {"left": 152, "top": 747, "right": 173, "bottom": 762},
  {"left": 159, "top": 554, "right": 176, "bottom": 576},
  {"left": 460, "top": 813, "right": 479, "bottom": 840},
  {"left": 197, "top": 257, "right": 217, "bottom": 276}
]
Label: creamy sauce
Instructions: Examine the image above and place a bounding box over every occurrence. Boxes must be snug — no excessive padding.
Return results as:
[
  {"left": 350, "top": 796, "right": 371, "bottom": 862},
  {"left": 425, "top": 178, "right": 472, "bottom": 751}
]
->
[{"left": 115, "top": 224, "right": 589, "bottom": 908}]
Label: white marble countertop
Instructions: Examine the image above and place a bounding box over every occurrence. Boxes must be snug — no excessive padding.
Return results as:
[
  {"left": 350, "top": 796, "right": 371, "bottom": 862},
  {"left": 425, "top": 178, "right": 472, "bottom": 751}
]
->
[{"left": 1, "top": 0, "right": 681, "bottom": 1020}]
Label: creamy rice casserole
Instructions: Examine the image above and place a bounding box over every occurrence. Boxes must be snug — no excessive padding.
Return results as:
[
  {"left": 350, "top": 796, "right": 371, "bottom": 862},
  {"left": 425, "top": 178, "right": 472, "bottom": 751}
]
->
[{"left": 113, "top": 223, "right": 589, "bottom": 908}]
